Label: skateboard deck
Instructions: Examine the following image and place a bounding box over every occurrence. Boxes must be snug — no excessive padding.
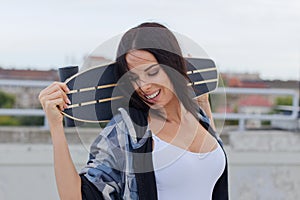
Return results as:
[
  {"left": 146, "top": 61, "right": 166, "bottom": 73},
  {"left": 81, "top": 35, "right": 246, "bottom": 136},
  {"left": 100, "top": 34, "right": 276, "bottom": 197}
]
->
[{"left": 59, "top": 58, "right": 218, "bottom": 125}]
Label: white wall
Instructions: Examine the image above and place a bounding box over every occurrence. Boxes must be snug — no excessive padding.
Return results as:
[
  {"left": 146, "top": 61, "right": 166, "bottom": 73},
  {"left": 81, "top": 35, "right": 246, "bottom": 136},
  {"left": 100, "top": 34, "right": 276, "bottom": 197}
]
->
[
  {"left": 0, "top": 144, "right": 87, "bottom": 200},
  {"left": 0, "top": 129, "right": 300, "bottom": 200}
]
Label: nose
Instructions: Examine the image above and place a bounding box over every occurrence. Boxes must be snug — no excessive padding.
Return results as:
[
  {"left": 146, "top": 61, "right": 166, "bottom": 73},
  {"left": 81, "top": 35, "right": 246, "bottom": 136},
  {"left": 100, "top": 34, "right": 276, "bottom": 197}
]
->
[{"left": 136, "top": 78, "right": 152, "bottom": 92}]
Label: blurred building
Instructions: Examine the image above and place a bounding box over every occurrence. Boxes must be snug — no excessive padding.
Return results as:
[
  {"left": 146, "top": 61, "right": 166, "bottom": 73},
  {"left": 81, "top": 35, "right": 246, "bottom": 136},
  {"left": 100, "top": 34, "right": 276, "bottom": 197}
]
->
[
  {"left": 0, "top": 68, "right": 58, "bottom": 81},
  {"left": 238, "top": 95, "right": 273, "bottom": 128},
  {"left": 219, "top": 72, "right": 299, "bottom": 128},
  {"left": 220, "top": 72, "right": 299, "bottom": 91},
  {"left": 0, "top": 68, "right": 59, "bottom": 108}
]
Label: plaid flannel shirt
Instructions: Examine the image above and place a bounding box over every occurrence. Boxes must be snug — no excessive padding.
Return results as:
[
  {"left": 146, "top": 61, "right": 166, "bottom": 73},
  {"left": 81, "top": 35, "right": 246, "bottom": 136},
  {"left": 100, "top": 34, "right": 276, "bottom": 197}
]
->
[{"left": 80, "top": 107, "right": 225, "bottom": 200}]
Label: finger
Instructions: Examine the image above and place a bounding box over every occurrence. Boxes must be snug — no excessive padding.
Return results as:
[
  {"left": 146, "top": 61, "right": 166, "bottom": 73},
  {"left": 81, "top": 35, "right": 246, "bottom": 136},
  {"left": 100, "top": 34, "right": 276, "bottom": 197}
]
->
[
  {"left": 59, "top": 82, "right": 70, "bottom": 93},
  {"left": 45, "top": 97, "right": 65, "bottom": 112},
  {"left": 196, "top": 93, "right": 209, "bottom": 103},
  {"left": 40, "top": 93, "right": 66, "bottom": 111},
  {"left": 53, "top": 81, "right": 70, "bottom": 93},
  {"left": 40, "top": 83, "right": 70, "bottom": 104},
  {"left": 58, "top": 104, "right": 65, "bottom": 111},
  {"left": 46, "top": 90, "right": 71, "bottom": 106},
  {"left": 56, "top": 101, "right": 68, "bottom": 111},
  {"left": 42, "top": 82, "right": 70, "bottom": 96},
  {"left": 63, "top": 103, "right": 69, "bottom": 109},
  {"left": 49, "top": 89, "right": 70, "bottom": 104},
  {"left": 51, "top": 82, "right": 71, "bottom": 104},
  {"left": 39, "top": 84, "right": 60, "bottom": 102}
]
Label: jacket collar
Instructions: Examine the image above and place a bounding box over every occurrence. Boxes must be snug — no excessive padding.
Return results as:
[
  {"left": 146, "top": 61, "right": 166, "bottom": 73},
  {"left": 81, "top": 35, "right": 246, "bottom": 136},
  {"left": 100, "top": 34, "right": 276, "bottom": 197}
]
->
[{"left": 118, "top": 107, "right": 151, "bottom": 149}]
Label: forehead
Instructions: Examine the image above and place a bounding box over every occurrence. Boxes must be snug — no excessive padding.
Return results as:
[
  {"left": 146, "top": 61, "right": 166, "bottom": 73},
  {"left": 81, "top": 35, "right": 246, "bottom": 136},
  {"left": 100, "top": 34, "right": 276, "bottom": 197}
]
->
[{"left": 125, "top": 50, "right": 158, "bottom": 71}]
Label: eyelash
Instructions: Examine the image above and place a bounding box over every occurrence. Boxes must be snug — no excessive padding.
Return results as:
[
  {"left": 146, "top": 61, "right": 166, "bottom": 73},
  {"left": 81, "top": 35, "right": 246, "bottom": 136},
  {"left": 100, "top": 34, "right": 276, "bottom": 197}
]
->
[
  {"left": 148, "top": 68, "right": 159, "bottom": 76},
  {"left": 128, "top": 68, "right": 160, "bottom": 82}
]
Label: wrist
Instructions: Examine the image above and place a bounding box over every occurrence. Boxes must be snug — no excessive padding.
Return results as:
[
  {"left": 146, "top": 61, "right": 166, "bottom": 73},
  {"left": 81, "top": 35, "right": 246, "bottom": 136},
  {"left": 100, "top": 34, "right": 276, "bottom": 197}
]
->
[
  {"left": 196, "top": 95, "right": 209, "bottom": 104},
  {"left": 49, "top": 123, "right": 64, "bottom": 136},
  {"left": 197, "top": 100, "right": 210, "bottom": 106}
]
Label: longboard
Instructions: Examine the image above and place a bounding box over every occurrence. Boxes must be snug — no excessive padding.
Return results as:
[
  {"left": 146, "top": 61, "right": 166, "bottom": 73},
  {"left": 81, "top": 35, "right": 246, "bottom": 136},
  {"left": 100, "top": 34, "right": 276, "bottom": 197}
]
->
[{"left": 59, "top": 58, "right": 218, "bottom": 125}]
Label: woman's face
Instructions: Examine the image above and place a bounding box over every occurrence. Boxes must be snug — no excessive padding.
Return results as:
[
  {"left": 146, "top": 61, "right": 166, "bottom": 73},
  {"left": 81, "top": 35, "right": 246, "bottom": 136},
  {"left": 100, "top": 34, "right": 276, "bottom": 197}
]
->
[{"left": 125, "top": 50, "right": 176, "bottom": 109}]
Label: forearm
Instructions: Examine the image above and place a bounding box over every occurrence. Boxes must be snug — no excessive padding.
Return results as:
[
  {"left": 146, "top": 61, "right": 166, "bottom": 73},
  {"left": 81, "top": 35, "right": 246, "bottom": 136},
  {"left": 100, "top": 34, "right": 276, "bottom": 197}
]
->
[
  {"left": 50, "top": 124, "right": 82, "bottom": 200},
  {"left": 39, "top": 82, "right": 81, "bottom": 199}
]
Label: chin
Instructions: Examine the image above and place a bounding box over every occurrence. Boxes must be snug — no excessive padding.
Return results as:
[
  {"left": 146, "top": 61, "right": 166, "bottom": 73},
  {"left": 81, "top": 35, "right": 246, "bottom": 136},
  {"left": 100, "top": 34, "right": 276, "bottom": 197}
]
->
[{"left": 148, "top": 102, "right": 165, "bottom": 110}]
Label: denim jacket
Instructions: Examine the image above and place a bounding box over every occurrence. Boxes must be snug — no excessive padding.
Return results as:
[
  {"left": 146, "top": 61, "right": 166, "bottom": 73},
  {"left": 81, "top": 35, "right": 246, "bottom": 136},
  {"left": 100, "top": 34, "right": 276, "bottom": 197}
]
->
[{"left": 80, "top": 107, "right": 228, "bottom": 200}]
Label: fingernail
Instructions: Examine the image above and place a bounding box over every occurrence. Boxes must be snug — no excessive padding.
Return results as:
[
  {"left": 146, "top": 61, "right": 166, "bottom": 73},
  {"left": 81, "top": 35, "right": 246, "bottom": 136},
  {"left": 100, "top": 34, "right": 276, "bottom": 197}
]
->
[
  {"left": 64, "top": 85, "right": 70, "bottom": 92},
  {"left": 67, "top": 99, "right": 71, "bottom": 104}
]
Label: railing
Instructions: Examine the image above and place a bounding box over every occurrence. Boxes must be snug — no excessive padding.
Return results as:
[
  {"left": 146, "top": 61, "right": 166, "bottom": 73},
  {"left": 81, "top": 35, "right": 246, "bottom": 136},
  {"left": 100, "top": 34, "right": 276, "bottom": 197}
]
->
[
  {"left": 211, "top": 87, "right": 299, "bottom": 130},
  {"left": 0, "top": 80, "right": 299, "bottom": 130},
  {"left": 0, "top": 79, "right": 53, "bottom": 87},
  {"left": 0, "top": 79, "right": 52, "bottom": 128}
]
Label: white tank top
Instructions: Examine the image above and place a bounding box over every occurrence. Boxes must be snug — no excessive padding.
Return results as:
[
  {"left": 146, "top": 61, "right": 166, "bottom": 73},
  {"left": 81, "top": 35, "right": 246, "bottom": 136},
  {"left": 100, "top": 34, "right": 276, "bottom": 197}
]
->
[{"left": 152, "top": 134, "right": 226, "bottom": 200}]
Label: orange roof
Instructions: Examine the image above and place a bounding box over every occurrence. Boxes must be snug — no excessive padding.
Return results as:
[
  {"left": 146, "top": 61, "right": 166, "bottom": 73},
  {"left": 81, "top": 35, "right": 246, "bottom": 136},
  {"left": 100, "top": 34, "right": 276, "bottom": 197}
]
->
[
  {"left": 228, "top": 77, "right": 241, "bottom": 87},
  {"left": 239, "top": 95, "right": 272, "bottom": 107},
  {"left": 216, "top": 106, "right": 234, "bottom": 113},
  {"left": 239, "top": 81, "right": 267, "bottom": 88},
  {"left": 0, "top": 68, "right": 59, "bottom": 81}
]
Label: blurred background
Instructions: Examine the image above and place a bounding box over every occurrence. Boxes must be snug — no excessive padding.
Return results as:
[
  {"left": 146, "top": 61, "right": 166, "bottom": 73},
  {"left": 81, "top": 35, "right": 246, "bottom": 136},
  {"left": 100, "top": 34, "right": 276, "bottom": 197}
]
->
[{"left": 0, "top": 0, "right": 299, "bottom": 199}]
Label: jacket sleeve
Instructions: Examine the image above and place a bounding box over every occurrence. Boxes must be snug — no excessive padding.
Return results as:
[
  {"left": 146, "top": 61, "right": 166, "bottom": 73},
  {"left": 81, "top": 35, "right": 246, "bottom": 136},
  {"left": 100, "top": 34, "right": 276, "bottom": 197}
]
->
[
  {"left": 79, "top": 121, "right": 125, "bottom": 200},
  {"left": 212, "top": 161, "right": 229, "bottom": 200},
  {"left": 81, "top": 174, "right": 104, "bottom": 200}
]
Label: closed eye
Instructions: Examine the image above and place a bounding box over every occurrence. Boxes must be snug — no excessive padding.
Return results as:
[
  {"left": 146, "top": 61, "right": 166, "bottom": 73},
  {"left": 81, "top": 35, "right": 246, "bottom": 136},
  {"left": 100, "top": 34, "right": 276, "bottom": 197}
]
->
[{"left": 148, "top": 68, "right": 160, "bottom": 76}]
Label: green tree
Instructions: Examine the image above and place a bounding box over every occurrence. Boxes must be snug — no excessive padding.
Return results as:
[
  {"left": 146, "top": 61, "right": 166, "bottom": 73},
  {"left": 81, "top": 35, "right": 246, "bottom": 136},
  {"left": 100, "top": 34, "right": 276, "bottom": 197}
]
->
[
  {"left": 0, "top": 116, "right": 20, "bottom": 126},
  {"left": 0, "top": 90, "right": 19, "bottom": 125},
  {"left": 275, "top": 96, "right": 293, "bottom": 106},
  {"left": 0, "top": 90, "right": 15, "bottom": 108}
]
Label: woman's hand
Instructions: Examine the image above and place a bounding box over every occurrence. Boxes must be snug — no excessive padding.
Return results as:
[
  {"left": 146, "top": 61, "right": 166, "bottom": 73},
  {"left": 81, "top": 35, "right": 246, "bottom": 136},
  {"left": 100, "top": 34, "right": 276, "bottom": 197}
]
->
[
  {"left": 196, "top": 93, "right": 216, "bottom": 131},
  {"left": 38, "top": 82, "right": 70, "bottom": 126},
  {"left": 196, "top": 93, "right": 210, "bottom": 105}
]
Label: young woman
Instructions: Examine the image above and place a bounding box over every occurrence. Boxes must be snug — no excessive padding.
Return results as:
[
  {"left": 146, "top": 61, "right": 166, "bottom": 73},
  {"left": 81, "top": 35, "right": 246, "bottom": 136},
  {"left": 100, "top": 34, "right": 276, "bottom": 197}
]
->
[{"left": 39, "top": 22, "right": 228, "bottom": 200}]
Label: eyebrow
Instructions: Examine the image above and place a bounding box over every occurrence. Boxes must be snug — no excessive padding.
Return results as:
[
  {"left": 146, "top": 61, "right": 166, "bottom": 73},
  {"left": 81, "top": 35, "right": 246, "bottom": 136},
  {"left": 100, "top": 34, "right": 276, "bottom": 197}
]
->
[
  {"left": 144, "top": 63, "right": 160, "bottom": 72},
  {"left": 128, "top": 63, "right": 159, "bottom": 75}
]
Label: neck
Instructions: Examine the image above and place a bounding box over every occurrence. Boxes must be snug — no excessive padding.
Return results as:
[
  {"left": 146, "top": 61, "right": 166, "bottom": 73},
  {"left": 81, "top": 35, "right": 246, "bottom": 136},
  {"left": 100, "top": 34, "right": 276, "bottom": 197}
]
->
[{"left": 151, "top": 97, "right": 187, "bottom": 124}]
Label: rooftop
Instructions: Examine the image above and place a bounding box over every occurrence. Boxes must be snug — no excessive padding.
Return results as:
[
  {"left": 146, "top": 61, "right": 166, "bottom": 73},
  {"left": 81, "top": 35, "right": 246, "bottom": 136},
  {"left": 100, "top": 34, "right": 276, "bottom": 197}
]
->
[{"left": 0, "top": 68, "right": 59, "bottom": 81}]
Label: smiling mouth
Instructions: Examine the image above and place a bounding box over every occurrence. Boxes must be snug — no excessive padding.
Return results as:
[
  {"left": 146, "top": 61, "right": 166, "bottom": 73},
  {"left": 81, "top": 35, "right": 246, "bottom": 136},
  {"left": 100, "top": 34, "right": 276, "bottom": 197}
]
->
[{"left": 145, "top": 90, "right": 160, "bottom": 100}]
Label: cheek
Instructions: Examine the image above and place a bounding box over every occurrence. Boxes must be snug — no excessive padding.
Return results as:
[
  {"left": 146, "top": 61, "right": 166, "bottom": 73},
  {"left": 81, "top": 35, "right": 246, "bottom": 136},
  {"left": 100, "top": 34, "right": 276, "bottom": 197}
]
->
[
  {"left": 131, "top": 82, "right": 139, "bottom": 91},
  {"left": 153, "top": 71, "right": 172, "bottom": 87},
  {"left": 158, "top": 78, "right": 176, "bottom": 100},
  {"left": 161, "top": 74, "right": 174, "bottom": 91},
  {"left": 164, "top": 87, "right": 176, "bottom": 100},
  {"left": 130, "top": 82, "right": 144, "bottom": 98},
  {"left": 162, "top": 76, "right": 176, "bottom": 99}
]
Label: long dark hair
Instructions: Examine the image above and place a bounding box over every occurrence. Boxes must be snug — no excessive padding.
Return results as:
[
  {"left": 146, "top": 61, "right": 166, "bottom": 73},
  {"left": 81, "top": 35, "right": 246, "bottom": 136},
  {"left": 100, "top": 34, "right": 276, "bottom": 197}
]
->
[{"left": 115, "top": 22, "right": 199, "bottom": 119}]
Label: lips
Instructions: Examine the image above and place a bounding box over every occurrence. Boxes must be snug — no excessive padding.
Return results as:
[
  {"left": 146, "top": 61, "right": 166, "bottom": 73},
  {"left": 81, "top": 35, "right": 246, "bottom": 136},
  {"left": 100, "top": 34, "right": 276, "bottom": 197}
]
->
[{"left": 145, "top": 89, "right": 160, "bottom": 100}]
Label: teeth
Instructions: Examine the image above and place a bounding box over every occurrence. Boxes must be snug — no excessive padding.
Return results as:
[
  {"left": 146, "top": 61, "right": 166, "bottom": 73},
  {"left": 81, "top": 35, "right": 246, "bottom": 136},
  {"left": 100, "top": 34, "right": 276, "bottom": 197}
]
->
[{"left": 146, "top": 90, "right": 160, "bottom": 99}]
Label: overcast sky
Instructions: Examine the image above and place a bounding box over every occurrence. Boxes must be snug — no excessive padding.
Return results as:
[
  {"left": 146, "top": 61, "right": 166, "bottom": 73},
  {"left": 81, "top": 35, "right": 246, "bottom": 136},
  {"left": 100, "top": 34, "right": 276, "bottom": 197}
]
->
[{"left": 0, "top": 0, "right": 299, "bottom": 80}]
